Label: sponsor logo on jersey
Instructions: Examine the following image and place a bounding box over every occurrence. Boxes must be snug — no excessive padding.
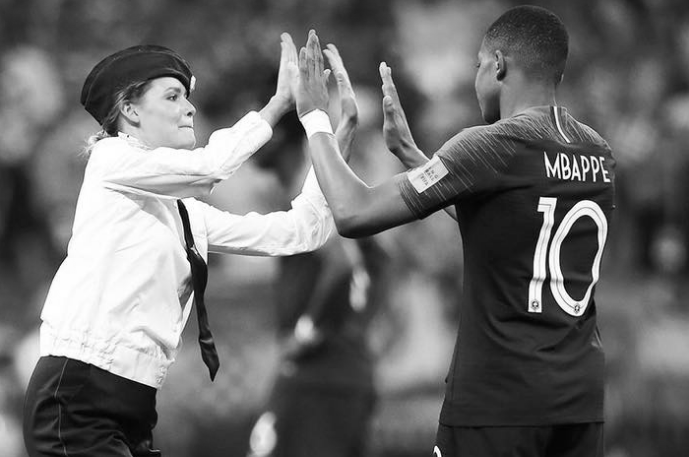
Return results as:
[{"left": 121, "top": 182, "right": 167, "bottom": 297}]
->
[{"left": 433, "top": 445, "right": 442, "bottom": 457}]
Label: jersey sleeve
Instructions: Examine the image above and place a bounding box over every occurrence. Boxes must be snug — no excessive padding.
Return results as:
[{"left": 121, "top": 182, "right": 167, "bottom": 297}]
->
[{"left": 396, "top": 125, "right": 515, "bottom": 219}]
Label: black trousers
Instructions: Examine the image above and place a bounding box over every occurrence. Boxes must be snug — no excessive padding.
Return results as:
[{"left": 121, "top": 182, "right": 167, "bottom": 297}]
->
[
  {"left": 434, "top": 422, "right": 604, "bottom": 457},
  {"left": 23, "top": 356, "right": 160, "bottom": 457}
]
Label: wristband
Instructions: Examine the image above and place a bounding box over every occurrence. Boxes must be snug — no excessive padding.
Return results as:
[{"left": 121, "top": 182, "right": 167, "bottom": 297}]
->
[{"left": 300, "top": 109, "right": 334, "bottom": 139}]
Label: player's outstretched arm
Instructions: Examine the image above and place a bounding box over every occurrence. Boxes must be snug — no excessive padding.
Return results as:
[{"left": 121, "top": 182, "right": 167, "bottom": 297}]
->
[
  {"left": 296, "top": 30, "right": 416, "bottom": 238},
  {"left": 380, "top": 62, "right": 458, "bottom": 221}
]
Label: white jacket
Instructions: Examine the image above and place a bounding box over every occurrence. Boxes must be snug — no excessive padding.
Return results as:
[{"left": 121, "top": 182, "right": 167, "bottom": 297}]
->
[{"left": 39, "top": 112, "right": 333, "bottom": 388}]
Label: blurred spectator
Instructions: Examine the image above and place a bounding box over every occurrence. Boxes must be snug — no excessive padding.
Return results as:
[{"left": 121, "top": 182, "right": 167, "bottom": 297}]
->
[{"left": 0, "top": 46, "right": 64, "bottom": 166}]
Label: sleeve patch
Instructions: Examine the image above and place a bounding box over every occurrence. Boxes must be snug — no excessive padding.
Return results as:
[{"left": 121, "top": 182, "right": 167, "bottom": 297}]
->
[{"left": 407, "top": 155, "right": 449, "bottom": 193}]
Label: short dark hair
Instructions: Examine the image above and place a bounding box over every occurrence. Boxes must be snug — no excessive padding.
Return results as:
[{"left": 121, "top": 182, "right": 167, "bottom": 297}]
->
[{"left": 484, "top": 5, "right": 568, "bottom": 85}]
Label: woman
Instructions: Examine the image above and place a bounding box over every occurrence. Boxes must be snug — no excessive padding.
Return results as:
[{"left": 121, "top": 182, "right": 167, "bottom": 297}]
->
[{"left": 23, "top": 33, "right": 340, "bottom": 457}]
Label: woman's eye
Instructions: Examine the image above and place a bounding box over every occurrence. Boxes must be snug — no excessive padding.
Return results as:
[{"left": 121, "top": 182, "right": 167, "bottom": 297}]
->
[{"left": 168, "top": 94, "right": 178, "bottom": 101}]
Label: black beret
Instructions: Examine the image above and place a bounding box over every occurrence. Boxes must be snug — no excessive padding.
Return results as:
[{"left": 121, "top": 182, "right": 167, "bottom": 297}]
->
[{"left": 80, "top": 44, "right": 194, "bottom": 124}]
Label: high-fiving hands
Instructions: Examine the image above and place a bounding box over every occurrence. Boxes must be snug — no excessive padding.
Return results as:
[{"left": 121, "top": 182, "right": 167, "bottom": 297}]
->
[
  {"left": 323, "top": 43, "right": 358, "bottom": 161},
  {"left": 296, "top": 30, "right": 331, "bottom": 118},
  {"left": 290, "top": 30, "right": 438, "bottom": 236},
  {"left": 296, "top": 30, "right": 359, "bottom": 161}
]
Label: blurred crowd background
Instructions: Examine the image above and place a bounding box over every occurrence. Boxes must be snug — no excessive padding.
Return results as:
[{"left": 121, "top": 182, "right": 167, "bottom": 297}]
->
[{"left": 1, "top": 0, "right": 689, "bottom": 456}]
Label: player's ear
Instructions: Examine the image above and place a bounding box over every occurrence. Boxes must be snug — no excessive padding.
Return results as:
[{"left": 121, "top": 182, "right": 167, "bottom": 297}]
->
[
  {"left": 120, "top": 101, "right": 140, "bottom": 125},
  {"left": 495, "top": 50, "right": 506, "bottom": 81}
]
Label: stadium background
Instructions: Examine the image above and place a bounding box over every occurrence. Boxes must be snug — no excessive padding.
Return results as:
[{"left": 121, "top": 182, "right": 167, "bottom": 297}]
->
[{"left": 1, "top": 0, "right": 688, "bottom": 456}]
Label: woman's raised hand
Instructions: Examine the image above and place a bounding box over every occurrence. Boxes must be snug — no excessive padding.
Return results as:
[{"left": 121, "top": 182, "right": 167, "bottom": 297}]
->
[{"left": 275, "top": 32, "right": 299, "bottom": 108}]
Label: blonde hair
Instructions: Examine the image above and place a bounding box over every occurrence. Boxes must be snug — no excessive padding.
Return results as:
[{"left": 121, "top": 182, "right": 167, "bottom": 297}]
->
[{"left": 82, "top": 80, "right": 151, "bottom": 156}]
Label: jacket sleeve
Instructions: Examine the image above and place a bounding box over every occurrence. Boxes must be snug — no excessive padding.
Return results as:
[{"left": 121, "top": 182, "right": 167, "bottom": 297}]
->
[
  {"left": 199, "top": 168, "right": 334, "bottom": 256},
  {"left": 90, "top": 112, "right": 272, "bottom": 199}
]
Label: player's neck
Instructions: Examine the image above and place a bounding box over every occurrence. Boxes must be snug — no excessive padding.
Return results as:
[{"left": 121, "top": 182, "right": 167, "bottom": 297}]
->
[{"left": 500, "top": 80, "right": 558, "bottom": 119}]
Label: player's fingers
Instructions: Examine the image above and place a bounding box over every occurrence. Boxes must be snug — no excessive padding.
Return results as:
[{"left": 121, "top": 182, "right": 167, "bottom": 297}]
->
[
  {"left": 307, "top": 30, "right": 324, "bottom": 80},
  {"left": 322, "top": 49, "right": 340, "bottom": 74},
  {"left": 279, "top": 41, "right": 285, "bottom": 62},
  {"left": 323, "top": 46, "right": 340, "bottom": 64},
  {"left": 314, "top": 35, "right": 323, "bottom": 80},
  {"left": 326, "top": 43, "right": 341, "bottom": 58},
  {"left": 305, "top": 31, "right": 314, "bottom": 80},
  {"left": 379, "top": 61, "right": 387, "bottom": 78},
  {"left": 380, "top": 63, "right": 398, "bottom": 93},
  {"left": 381, "top": 82, "right": 398, "bottom": 105},
  {"left": 281, "top": 32, "right": 298, "bottom": 62},
  {"left": 324, "top": 57, "right": 352, "bottom": 94},
  {"left": 332, "top": 68, "right": 344, "bottom": 85},
  {"left": 323, "top": 49, "right": 342, "bottom": 69},
  {"left": 326, "top": 45, "right": 344, "bottom": 72},
  {"left": 334, "top": 68, "right": 352, "bottom": 89},
  {"left": 380, "top": 64, "right": 403, "bottom": 109},
  {"left": 382, "top": 95, "right": 398, "bottom": 119},
  {"left": 379, "top": 62, "right": 394, "bottom": 85},
  {"left": 281, "top": 32, "right": 295, "bottom": 48},
  {"left": 324, "top": 44, "right": 354, "bottom": 90},
  {"left": 379, "top": 63, "right": 395, "bottom": 95},
  {"left": 298, "top": 46, "right": 308, "bottom": 80}
]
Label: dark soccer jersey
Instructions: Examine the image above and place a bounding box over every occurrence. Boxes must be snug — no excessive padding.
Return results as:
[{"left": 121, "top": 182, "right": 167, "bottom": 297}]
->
[{"left": 397, "top": 106, "right": 615, "bottom": 426}]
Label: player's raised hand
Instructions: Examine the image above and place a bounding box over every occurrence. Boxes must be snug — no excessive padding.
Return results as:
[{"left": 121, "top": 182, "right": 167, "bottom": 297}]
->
[
  {"left": 324, "top": 43, "right": 358, "bottom": 160},
  {"left": 275, "top": 32, "right": 299, "bottom": 108},
  {"left": 324, "top": 44, "right": 357, "bottom": 126},
  {"left": 296, "top": 30, "right": 330, "bottom": 118},
  {"left": 380, "top": 62, "right": 422, "bottom": 166}
]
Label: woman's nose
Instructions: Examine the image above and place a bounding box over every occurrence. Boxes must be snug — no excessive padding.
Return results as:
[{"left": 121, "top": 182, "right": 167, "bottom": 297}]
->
[{"left": 185, "top": 98, "right": 196, "bottom": 116}]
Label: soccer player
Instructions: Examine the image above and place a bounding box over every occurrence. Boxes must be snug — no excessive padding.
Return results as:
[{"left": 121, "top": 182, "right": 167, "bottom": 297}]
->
[{"left": 294, "top": 5, "right": 615, "bottom": 457}]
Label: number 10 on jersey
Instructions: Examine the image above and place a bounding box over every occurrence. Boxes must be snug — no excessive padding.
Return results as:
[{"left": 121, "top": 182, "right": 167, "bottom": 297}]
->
[{"left": 528, "top": 197, "right": 608, "bottom": 317}]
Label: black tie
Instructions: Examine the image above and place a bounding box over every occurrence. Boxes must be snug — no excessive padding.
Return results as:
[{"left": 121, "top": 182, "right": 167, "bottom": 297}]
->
[{"left": 177, "top": 199, "right": 220, "bottom": 381}]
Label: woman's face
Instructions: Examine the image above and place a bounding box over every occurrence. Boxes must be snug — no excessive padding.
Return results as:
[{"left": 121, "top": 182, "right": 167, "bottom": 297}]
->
[{"left": 131, "top": 77, "right": 196, "bottom": 149}]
